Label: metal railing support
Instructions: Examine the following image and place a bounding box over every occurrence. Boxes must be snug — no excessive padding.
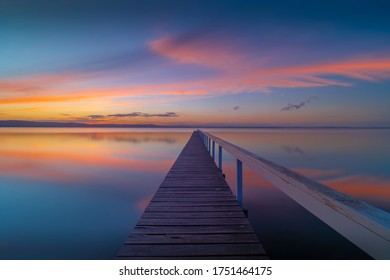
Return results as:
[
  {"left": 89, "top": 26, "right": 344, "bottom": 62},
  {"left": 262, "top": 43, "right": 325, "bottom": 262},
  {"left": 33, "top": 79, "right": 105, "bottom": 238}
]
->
[
  {"left": 237, "top": 159, "right": 243, "bottom": 207},
  {"left": 218, "top": 145, "right": 222, "bottom": 170},
  {"left": 212, "top": 141, "right": 215, "bottom": 160}
]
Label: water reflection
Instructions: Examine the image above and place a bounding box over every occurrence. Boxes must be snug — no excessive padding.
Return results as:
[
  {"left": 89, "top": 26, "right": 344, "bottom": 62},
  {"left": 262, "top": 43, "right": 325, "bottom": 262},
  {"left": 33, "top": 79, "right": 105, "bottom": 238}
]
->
[
  {"left": 281, "top": 145, "right": 306, "bottom": 156},
  {"left": 210, "top": 129, "right": 390, "bottom": 211},
  {"left": 88, "top": 133, "right": 177, "bottom": 144},
  {"left": 210, "top": 128, "right": 389, "bottom": 259},
  {"left": 1, "top": 128, "right": 388, "bottom": 260},
  {"left": 0, "top": 130, "right": 190, "bottom": 259}
]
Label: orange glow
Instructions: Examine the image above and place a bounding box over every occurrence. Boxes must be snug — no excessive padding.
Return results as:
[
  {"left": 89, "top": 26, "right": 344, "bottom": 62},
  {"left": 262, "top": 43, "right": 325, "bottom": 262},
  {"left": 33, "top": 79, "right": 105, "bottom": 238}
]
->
[
  {"left": 324, "top": 175, "right": 390, "bottom": 199},
  {"left": 2, "top": 36, "right": 390, "bottom": 124},
  {"left": 221, "top": 163, "right": 389, "bottom": 205},
  {"left": 2, "top": 53, "right": 389, "bottom": 104},
  {"left": 0, "top": 148, "right": 172, "bottom": 171},
  {"left": 0, "top": 132, "right": 185, "bottom": 182},
  {"left": 0, "top": 76, "right": 208, "bottom": 106},
  {"left": 292, "top": 168, "right": 345, "bottom": 179},
  {"left": 0, "top": 94, "right": 99, "bottom": 104}
]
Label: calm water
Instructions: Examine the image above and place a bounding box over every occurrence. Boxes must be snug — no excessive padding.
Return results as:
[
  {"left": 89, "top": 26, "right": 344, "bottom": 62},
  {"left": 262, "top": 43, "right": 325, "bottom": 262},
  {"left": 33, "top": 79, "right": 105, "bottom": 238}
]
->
[{"left": 0, "top": 128, "right": 389, "bottom": 259}]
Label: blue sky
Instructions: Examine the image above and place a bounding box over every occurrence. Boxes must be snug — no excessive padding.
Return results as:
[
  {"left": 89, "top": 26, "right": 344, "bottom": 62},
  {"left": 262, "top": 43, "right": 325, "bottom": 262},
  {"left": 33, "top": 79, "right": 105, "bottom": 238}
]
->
[{"left": 1, "top": 0, "right": 390, "bottom": 126}]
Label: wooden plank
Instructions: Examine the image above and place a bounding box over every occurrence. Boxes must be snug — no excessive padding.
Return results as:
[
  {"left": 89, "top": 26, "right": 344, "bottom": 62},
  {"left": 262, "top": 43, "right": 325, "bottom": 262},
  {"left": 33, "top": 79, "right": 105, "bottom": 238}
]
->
[
  {"left": 137, "top": 218, "right": 249, "bottom": 226},
  {"left": 158, "top": 187, "right": 229, "bottom": 191},
  {"left": 147, "top": 201, "right": 240, "bottom": 207},
  {"left": 116, "top": 131, "right": 267, "bottom": 259},
  {"left": 145, "top": 206, "right": 244, "bottom": 212},
  {"left": 151, "top": 197, "right": 237, "bottom": 202},
  {"left": 141, "top": 211, "right": 246, "bottom": 219},
  {"left": 131, "top": 225, "right": 255, "bottom": 234},
  {"left": 154, "top": 192, "right": 233, "bottom": 196},
  {"left": 125, "top": 233, "right": 260, "bottom": 244}
]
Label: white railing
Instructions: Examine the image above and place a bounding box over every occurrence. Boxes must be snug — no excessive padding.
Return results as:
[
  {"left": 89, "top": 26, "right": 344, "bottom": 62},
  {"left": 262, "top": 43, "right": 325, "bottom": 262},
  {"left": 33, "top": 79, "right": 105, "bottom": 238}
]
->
[{"left": 198, "top": 130, "right": 390, "bottom": 259}]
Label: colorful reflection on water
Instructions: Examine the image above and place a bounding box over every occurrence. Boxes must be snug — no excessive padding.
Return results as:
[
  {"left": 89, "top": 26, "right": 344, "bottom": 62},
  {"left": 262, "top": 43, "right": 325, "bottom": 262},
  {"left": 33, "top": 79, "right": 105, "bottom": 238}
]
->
[
  {"left": 0, "top": 128, "right": 191, "bottom": 259},
  {"left": 209, "top": 128, "right": 390, "bottom": 259},
  {"left": 0, "top": 128, "right": 388, "bottom": 259}
]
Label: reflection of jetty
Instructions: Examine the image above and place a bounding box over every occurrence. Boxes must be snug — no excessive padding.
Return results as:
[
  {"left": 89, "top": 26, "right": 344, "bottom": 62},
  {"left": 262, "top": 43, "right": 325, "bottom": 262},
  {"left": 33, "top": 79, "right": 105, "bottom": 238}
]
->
[
  {"left": 116, "top": 131, "right": 268, "bottom": 259},
  {"left": 117, "top": 130, "right": 390, "bottom": 259}
]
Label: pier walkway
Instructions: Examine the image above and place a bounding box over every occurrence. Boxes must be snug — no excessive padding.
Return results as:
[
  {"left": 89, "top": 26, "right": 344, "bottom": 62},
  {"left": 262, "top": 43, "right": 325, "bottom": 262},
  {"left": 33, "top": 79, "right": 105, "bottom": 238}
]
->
[{"left": 116, "top": 131, "right": 268, "bottom": 259}]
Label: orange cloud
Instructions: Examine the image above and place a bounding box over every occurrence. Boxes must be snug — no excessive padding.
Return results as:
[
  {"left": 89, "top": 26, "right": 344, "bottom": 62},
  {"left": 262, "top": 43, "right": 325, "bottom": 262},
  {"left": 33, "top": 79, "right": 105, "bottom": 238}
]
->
[
  {"left": 0, "top": 94, "right": 97, "bottom": 104},
  {"left": 2, "top": 36, "right": 390, "bottom": 115},
  {"left": 0, "top": 74, "right": 208, "bottom": 105},
  {"left": 260, "top": 58, "right": 390, "bottom": 82}
]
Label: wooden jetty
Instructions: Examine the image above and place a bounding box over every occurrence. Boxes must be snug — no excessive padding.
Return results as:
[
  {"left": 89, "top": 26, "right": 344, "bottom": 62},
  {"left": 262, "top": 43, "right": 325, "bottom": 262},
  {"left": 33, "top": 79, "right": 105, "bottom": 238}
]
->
[{"left": 116, "top": 131, "right": 268, "bottom": 259}]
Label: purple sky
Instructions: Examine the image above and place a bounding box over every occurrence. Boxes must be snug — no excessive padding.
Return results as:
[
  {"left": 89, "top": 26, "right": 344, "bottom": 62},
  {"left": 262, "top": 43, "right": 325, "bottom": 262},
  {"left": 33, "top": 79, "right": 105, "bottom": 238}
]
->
[{"left": 1, "top": 0, "right": 390, "bottom": 126}]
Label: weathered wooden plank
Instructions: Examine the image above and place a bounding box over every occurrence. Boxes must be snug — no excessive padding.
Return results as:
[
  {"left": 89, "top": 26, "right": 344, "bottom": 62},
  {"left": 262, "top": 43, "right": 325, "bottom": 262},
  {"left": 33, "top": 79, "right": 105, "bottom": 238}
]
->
[
  {"left": 154, "top": 192, "right": 233, "bottom": 196},
  {"left": 151, "top": 197, "right": 237, "bottom": 202},
  {"left": 137, "top": 218, "right": 250, "bottom": 226},
  {"left": 158, "top": 187, "right": 229, "bottom": 191},
  {"left": 145, "top": 206, "right": 244, "bottom": 212},
  {"left": 160, "top": 183, "right": 229, "bottom": 188},
  {"left": 141, "top": 211, "right": 246, "bottom": 218},
  {"left": 125, "top": 233, "right": 259, "bottom": 244},
  {"left": 131, "top": 225, "right": 255, "bottom": 234},
  {"left": 148, "top": 201, "right": 240, "bottom": 207}
]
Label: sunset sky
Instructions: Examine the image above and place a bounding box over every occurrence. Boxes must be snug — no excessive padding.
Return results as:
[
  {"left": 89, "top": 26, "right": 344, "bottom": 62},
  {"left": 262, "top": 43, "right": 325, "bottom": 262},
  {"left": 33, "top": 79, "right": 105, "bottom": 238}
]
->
[{"left": 1, "top": 0, "right": 390, "bottom": 126}]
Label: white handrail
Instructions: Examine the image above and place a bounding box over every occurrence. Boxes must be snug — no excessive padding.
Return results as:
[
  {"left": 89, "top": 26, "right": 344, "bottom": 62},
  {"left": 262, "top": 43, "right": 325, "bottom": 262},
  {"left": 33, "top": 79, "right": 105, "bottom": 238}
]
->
[{"left": 198, "top": 130, "right": 390, "bottom": 259}]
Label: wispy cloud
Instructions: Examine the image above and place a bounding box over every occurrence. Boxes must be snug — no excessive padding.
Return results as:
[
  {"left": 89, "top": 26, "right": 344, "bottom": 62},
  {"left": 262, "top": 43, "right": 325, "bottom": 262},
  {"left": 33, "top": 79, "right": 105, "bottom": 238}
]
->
[
  {"left": 281, "top": 96, "right": 319, "bottom": 111},
  {"left": 2, "top": 32, "right": 390, "bottom": 110},
  {"left": 150, "top": 33, "right": 390, "bottom": 92},
  {"left": 233, "top": 106, "right": 239, "bottom": 110},
  {"left": 83, "top": 112, "right": 179, "bottom": 120},
  {"left": 107, "top": 112, "right": 178, "bottom": 118},
  {"left": 149, "top": 34, "right": 245, "bottom": 71},
  {"left": 87, "top": 115, "right": 106, "bottom": 119}
]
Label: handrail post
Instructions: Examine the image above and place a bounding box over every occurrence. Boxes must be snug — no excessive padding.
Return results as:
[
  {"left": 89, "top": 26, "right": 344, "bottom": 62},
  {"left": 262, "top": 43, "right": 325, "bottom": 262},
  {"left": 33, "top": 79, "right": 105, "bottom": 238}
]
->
[
  {"left": 212, "top": 141, "right": 215, "bottom": 160},
  {"left": 218, "top": 145, "right": 222, "bottom": 170},
  {"left": 237, "top": 159, "right": 243, "bottom": 207},
  {"left": 208, "top": 138, "right": 211, "bottom": 152}
]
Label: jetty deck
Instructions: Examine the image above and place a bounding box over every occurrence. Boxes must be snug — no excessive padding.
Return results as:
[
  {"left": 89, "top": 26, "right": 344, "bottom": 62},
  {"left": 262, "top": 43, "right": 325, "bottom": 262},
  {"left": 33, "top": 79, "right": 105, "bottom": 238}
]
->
[{"left": 116, "top": 131, "right": 268, "bottom": 259}]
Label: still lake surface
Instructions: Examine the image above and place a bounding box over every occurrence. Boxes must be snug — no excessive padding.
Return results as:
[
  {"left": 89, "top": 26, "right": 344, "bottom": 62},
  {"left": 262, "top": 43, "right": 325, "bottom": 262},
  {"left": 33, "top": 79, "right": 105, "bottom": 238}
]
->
[{"left": 0, "top": 128, "right": 389, "bottom": 259}]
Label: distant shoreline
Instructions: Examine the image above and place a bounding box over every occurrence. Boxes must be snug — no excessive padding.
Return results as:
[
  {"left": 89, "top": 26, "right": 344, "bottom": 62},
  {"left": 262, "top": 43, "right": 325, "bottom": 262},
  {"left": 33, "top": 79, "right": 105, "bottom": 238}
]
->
[{"left": 0, "top": 120, "right": 389, "bottom": 129}]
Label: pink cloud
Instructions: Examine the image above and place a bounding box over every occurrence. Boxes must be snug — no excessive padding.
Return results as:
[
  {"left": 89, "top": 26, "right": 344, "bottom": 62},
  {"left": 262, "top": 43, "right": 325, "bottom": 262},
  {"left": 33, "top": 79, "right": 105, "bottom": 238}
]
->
[
  {"left": 150, "top": 34, "right": 390, "bottom": 91},
  {"left": 149, "top": 35, "right": 246, "bottom": 71},
  {"left": 2, "top": 34, "right": 390, "bottom": 108}
]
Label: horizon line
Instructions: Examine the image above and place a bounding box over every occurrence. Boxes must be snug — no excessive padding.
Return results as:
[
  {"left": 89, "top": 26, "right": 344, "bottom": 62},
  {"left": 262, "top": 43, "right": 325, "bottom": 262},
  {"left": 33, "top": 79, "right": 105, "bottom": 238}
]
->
[{"left": 0, "top": 120, "right": 389, "bottom": 129}]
